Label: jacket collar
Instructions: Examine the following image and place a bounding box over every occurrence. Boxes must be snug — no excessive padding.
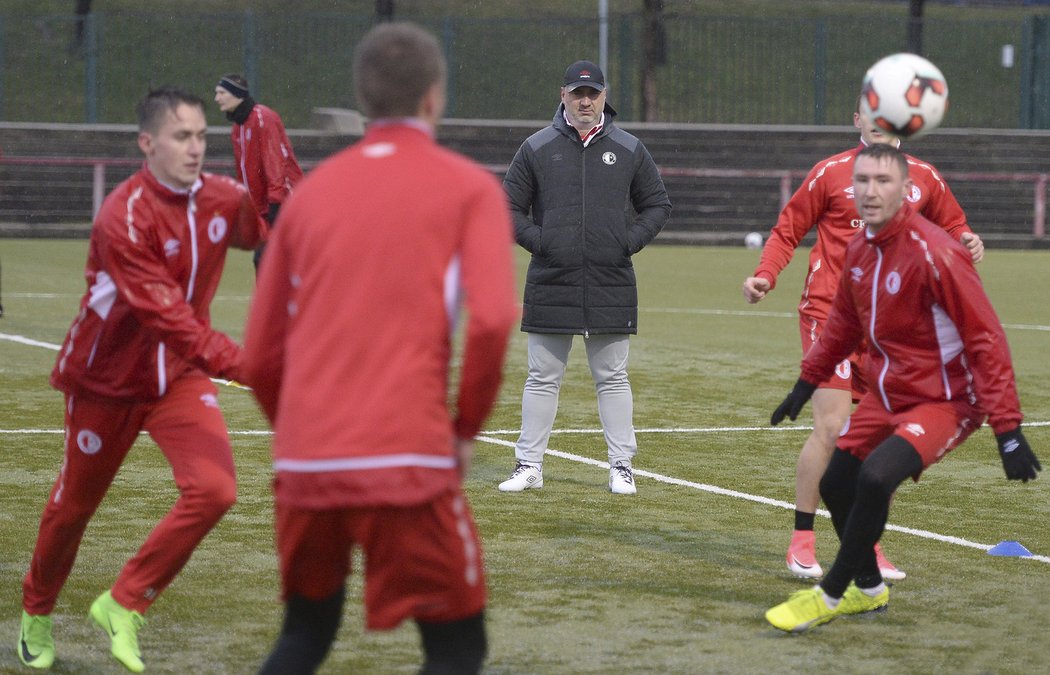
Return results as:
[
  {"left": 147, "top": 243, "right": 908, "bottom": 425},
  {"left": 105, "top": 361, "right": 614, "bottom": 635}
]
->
[
  {"left": 856, "top": 135, "right": 901, "bottom": 151},
  {"left": 225, "top": 96, "right": 256, "bottom": 125},
  {"left": 141, "top": 163, "right": 203, "bottom": 201},
  {"left": 864, "top": 203, "right": 913, "bottom": 244},
  {"left": 366, "top": 117, "right": 435, "bottom": 138},
  {"left": 553, "top": 102, "right": 618, "bottom": 143}
]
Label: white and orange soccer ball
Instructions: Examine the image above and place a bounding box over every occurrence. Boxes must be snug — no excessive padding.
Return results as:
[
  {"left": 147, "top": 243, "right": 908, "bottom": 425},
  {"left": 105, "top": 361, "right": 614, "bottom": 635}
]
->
[{"left": 859, "top": 53, "right": 949, "bottom": 139}]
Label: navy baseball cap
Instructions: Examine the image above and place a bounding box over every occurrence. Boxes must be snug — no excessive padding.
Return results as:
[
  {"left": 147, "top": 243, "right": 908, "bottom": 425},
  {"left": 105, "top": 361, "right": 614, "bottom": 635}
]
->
[{"left": 563, "top": 60, "right": 605, "bottom": 92}]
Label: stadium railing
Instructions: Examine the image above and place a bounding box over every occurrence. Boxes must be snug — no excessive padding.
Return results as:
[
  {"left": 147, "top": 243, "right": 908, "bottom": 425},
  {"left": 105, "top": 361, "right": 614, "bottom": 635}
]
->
[
  {"left": 0, "top": 156, "right": 1046, "bottom": 240},
  {"left": 486, "top": 164, "right": 1049, "bottom": 239}
]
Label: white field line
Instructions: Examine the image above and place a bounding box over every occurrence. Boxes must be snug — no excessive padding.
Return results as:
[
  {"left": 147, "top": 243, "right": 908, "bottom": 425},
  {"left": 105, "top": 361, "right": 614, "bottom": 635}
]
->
[
  {"left": 483, "top": 422, "right": 1050, "bottom": 435},
  {"left": 3, "top": 326, "right": 1049, "bottom": 563},
  {"left": 0, "top": 334, "right": 58, "bottom": 349},
  {"left": 6, "top": 298, "right": 1049, "bottom": 331},
  {"left": 0, "top": 333, "right": 247, "bottom": 390},
  {"left": 4, "top": 423, "right": 1048, "bottom": 564},
  {"left": 0, "top": 333, "right": 62, "bottom": 350},
  {"left": 640, "top": 307, "right": 1050, "bottom": 332},
  {"left": 475, "top": 434, "right": 1050, "bottom": 565}
]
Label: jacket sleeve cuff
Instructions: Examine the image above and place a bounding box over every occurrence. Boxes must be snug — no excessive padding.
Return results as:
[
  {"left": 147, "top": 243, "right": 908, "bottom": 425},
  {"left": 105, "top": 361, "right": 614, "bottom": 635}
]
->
[
  {"left": 989, "top": 419, "right": 1021, "bottom": 436},
  {"left": 754, "top": 269, "right": 777, "bottom": 290}
]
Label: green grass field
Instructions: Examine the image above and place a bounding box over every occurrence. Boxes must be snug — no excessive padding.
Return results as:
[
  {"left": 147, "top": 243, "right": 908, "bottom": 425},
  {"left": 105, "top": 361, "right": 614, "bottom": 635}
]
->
[{"left": 1, "top": 240, "right": 1048, "bottom": 673}]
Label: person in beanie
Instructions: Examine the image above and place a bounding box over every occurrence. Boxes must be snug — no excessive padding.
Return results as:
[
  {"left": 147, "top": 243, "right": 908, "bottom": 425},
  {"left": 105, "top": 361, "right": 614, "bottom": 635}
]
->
[
  {"left": 499, "top": 60, "right": 671, "bottom": 495},
  {"left": 214, "top": 74, "right": 303, "bottom": 268}
]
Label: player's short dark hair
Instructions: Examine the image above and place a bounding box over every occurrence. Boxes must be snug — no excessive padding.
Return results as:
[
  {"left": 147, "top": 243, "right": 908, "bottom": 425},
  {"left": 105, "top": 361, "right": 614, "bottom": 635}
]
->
[
  {"left": 352, "top": 21, "right": 446, "bottom": 119},
  {"left": 856, "top": 142, "right": 909, "bottom": 177},
  {"left": 136, "top": 86, "right": 205, "bottom": 133}
]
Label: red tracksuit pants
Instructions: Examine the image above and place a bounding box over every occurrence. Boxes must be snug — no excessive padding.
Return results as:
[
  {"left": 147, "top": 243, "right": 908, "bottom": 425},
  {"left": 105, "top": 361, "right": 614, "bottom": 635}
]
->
[{"left": 22, "top": 376, "right": 236, "bottom": 615}]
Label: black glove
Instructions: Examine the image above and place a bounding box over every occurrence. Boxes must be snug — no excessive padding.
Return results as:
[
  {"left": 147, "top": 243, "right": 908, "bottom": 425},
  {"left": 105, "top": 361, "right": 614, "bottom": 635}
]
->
[
  {"left": 996, "top": 427, "right": 1041, "bottom": 482},
  {"left": 770, "top": 378, "right": 818, "bottom": 426}
]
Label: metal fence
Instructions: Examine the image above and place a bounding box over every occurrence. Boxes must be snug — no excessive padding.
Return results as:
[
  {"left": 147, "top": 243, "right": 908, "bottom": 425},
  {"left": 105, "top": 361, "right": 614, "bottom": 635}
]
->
[
  {"left": 3, "top": 154, "right": 1047, "bottom": 240},
  {"left": 1, "top": 10, "right": 1049, "bottom": 128}
]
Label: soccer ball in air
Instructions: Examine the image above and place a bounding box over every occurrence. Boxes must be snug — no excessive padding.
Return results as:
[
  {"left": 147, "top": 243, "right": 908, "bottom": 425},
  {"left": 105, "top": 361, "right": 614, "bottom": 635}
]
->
[
  {"left": 744, "top": 232, "right": 763, "bottom": 249},
  {"left": 859, "top": 53, "right": 948, "bottom": 139}
]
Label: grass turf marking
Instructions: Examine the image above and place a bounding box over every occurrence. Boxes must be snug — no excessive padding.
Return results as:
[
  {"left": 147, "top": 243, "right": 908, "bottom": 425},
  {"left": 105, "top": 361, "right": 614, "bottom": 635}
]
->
[
  {"left": 474, "top": 435, "right": 1050, "bottom": 564},
  {"left": 4, "top": 327, "right": 1048, "bottom": 564}
]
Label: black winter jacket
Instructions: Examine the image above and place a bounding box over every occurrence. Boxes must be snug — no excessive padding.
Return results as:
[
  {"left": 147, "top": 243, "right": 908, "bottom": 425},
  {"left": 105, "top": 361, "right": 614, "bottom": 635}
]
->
[{"left": 503, "top": 104, "right": 671, "bottom": 335}]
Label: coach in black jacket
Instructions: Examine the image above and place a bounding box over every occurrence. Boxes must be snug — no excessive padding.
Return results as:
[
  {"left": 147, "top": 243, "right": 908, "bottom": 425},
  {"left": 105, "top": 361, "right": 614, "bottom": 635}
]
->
[{"left": 498, "top": 60, "right": 671, "bottom": 497}]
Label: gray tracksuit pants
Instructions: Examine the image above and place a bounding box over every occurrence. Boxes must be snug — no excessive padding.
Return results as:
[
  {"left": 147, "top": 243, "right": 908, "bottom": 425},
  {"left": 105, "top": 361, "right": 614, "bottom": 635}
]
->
[{"left": 514, "top": 332, "right": 637, "bottom": 466}]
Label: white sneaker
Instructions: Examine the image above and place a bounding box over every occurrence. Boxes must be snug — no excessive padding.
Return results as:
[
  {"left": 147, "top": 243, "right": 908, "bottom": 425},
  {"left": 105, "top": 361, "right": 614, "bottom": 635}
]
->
[
  {"left": 609, "top": 462, "right": 637, "bottom": 495},
  {"left": 498, "top": 462, "right": 543, "bottom": 492}
]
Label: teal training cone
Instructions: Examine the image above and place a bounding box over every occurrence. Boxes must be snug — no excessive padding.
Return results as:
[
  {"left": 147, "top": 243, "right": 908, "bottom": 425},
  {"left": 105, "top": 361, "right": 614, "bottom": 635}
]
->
[{"left": 987, "top": 540, "right": 1033, "bottom": 557}]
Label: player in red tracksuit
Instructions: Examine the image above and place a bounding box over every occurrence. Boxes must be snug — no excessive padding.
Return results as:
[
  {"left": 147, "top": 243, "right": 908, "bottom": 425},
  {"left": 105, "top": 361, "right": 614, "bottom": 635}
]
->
[
  {"left": 742, "top": 102, "right": 985, "bottom": 581},
  {"left": 765, "top": 143, "right": 1039, "bottom": 633},
  {"left": 214, "top": 74, "right": 303, "bottom": 267},
  {"left": 243, "top": 22, "right": 518, "bottom": 675},
  {"left": 17, "top": 87, "right": 266, "bottom": 672}
]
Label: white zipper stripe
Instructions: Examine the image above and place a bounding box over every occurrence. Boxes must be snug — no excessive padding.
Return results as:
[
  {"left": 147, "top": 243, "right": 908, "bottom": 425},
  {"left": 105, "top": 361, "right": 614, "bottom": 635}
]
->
[
  {"left": 868, "top": 248, "right": 892, "bottom": 411},
  {"left": 157, "top": 342, "right": 167, "bottom": 396},
  {"left": 186, "top": 194, "right": 199, "bottom": 302},
  {"left": 238, "top": 126, "right": 250, "bottom": 197}
]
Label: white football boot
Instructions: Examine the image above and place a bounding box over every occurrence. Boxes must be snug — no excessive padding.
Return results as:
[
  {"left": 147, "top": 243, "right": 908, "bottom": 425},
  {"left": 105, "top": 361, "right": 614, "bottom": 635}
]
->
[
  {"left": 498, "top": 462, "right": 543, "bottom": 492},
  {"left": 609, "top": 462, "right": 637, "bottom": 495}
]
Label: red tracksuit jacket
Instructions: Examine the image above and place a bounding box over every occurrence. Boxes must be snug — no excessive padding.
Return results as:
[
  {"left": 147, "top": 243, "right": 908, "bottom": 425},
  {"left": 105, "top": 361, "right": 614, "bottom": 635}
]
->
[
  {"left": 230, "top": 103, "right": 303, "bottom": 218},
  {"left": 801, "top": 205, "right": 1022, "bottom": 434},
  {"left": 51, "top": 166, "right": 265, "bottom": 400},
  {"left": 242, "top": 123, "right": 519, "bottom": 509},
  {"left": 754, "top": 143, "right": 972, "bottom": 324}
]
